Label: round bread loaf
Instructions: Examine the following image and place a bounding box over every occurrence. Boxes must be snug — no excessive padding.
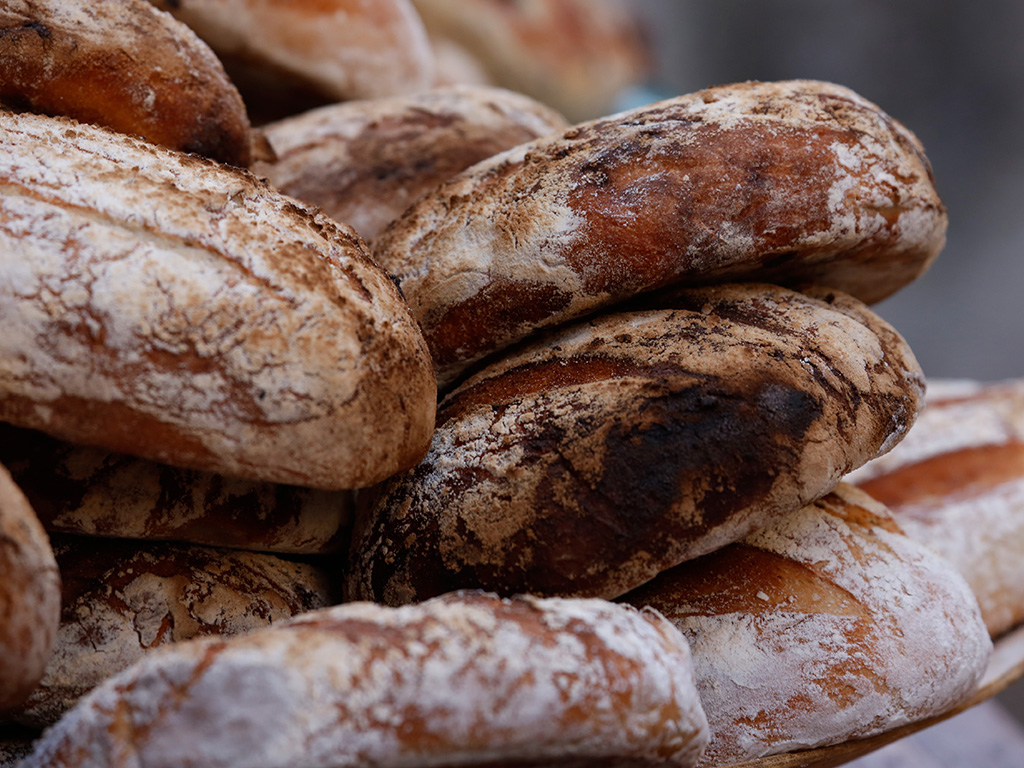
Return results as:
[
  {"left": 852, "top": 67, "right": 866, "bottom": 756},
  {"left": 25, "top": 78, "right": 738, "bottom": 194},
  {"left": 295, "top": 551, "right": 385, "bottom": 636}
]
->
[
  {"left": 20, "top": 592, "right": 710, "bottom": 768},
  {"left": 622, "top": 483, "right": 991, "bottom": 765},
  {"left": 346, "top": 283, "right": 925, "bottom": 605},
  {"left": 0, "top": 0, "right": 254, "bottom": 167},
  {"left": 257, "top": 85, "right": 568, "bottom": 240},
  {"left": 409, "top": 0, "right": 650, "bottom": 121},
  {"left": 0, "top": 423, "right": 351, "bottom": 554},
  {"left": 851, "top": 378, "right": 1024, "bottom": 637},
  {"left": 12, "top": 535, "right": 335, "bottom": 728},
  {"left": 0, "top": 110, "right": 436, "bottom": 490},
  {"left": 372, "top": 79, "right": 947, "bottom": 388},
  {"left": 0, "top": 463, "right": 61, "bottom": 716},
  {"left": 148, "top": 0, "right": 434, "bottom": 120}
]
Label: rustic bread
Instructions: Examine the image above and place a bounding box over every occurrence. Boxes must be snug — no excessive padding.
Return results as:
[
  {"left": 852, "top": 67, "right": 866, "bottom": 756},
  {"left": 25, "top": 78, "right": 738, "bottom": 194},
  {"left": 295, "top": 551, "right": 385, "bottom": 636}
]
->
[
  {"left": 0, "top": 110, "right": 436, "bottom": 490},
  {"left": 372, "top": 79, "right": 946, "bottom": 388},
  {"left": 0, "top": 0, "right": 254, "bottom": 167},
  {"left": 851, "top": 378, "right": 1024, "bottom": 637},
  {"left": 409, "top": 0, "right": 650, "bottom": 121},
  {"left": 346, "top": 283, "right": 924, "bottom": 605},
  {"left": 21, "top": 592, "right": 710, "bottom": 768},
  {"left": 622, "top": 483, "right": 991, "bottom": 765},
  {"left": 148, "top": 0, "right": 434, "bottom": 121},
  {"left": 0, "top": 463, "right": 60, "bottom": 716},
  {"left": 0, "top": 726, "right": 35, "bottom": 768},
  {"left": 257, "top": 85, "right": 568, "bottom": 240},
  {"left": 12, "top": 535, "right": 335, "bottom": 728},
  {"left": 0, "top": 423, "right": 350, "bottom": 554}
]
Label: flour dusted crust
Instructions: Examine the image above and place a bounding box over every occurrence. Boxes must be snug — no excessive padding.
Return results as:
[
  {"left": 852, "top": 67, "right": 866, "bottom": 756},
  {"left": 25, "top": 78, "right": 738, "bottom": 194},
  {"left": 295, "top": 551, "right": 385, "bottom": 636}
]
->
[
  {"left": 0, "top": 424, "right": 351, "bottom": 554},
  {"left": 409, "top": 0, "right": 650, "bottom": 121},
  {"left": 12, "top": 536, "right": 335, "bottom": 728},
  {"left": 0, "top": 111, "right": 436, "bottom": 490},
  {"left": 346, "top": 284, "right": 924, "bottom": 604},
  {"left": 149, "top": 0, "right": 434, "bottom": 110},
  {"left": 373, "top": 80, "right": 947, "bottom": 388},
  {"left": 851, "top": 378, "right": 1024, "bottom": 637},
  {"left": 0, "top": 0, "right": 253, "bottom": 167},
  {"left": 623, "top": 483, "right": 991, "bottom": 765},
  {"left": 0, "top": 463, "right": 60, "bottom": 715},
  {"left": 257, "top": 85, "right": 568, "bottom": 240},
  {"left": 21, "top": 593, "right": 710, "bottom": 768}
]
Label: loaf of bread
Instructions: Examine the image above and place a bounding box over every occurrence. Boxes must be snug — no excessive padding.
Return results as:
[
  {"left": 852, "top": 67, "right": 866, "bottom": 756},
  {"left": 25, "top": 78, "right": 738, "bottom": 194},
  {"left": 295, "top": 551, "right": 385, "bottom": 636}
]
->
[
  {"left": 622, "top": 483, "right": 991, "bottom": 765},
  {"left": 0, "top": 464, "right": 61, "bottom": 716},
  {"left": 373, "top": 79, "right": 946, "bottom": 387},
  {"left": 409, "top": 0, "right": 650, "bottom": 121},
  {"left": 346, "top": 283, "right": 924, "bottom": 605},
  {"left": 0, "top": 726, "right": 34, "bottom": 768},
  {"left": 0, "top": 423, "right": 350, "bottom": 554},
  {"left": 149, "top": 0, "right": 434, "bottom": 121},
  {"left": 0, "top": 110, "right": 436, "bottom": 490},
  {"left": 12, "top": 535, "right": 335, "bottom": 728},
  {"left": 851, "top": 378, "right": 1024, "bottom": 637},
  {"left": 21, "top": 593, "right": 710, "bottom": 768},
  {"left": 257, "top": 85, "right": 568, "bottom": 240},
  {"left": 0, "top": 0, "right": 254, "bottom": 167}
]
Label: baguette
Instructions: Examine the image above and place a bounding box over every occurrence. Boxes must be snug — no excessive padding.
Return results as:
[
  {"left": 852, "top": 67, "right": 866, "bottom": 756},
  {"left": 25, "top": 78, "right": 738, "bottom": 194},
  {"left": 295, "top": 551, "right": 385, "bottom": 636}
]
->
[{"left": 0, "top": 111, "right": 436, "bottom": 490}]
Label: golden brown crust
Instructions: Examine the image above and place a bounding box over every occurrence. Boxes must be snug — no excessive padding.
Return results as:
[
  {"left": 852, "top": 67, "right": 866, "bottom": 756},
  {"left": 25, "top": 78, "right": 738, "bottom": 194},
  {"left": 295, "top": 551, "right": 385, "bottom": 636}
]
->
[
  {"left": 257, "top": 85, "right": 568, "bottom": 240},
  {"left": 0, "top": 423, "right": 351, "bottom": 554},
  {"left": 622, "top": 484, "right": 991, "bottom": 764},
  {"left": 0, "top": 0, "right": 254, "bottom": 167},
  {"left": 12, "top": 535, "right": 335, "bottom": 728},
  {"left": 21, "top": 593, "right": 709, "bottom": 768},
  {"left": 0, "top": 463, "right": 61, "bottom": 716},
  {"left": 0, "top": 111, "right": 437, "bottom": 490},
  {"left": 373, "top": 80, "right": 947, "bottom": 389},
  {"left": 409, "top": 0, "right": 650, "bottom": 121},
  {"left": 345, "top": 284, "right": 924, "bottom": 604}
]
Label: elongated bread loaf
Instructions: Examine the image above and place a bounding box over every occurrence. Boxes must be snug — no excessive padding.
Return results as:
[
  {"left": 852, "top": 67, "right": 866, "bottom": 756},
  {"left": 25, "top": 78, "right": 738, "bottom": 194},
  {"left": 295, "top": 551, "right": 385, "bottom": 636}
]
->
[
  {"left": 0, "top": 423, "right": 350, "bottom": 554},
  {"left": 0, "top": 0, "right": 254, "bottom": 166},
  {"left": 257, "top": 85, "right": 568, "bottom": 240},
  {"left": 851, "top": 378, "right": 1024, "bottom": 637},
  {"left": 373, "top": 80, "right": 946, "bottom": 388},
  {"left": 12, "top": 536, "right": 335, "bottom": 728},
  {"left": 346, "top": 284, "right": 924, "bottom": 604},
  {"left": 622, "top": 484, "right": 991, "bottom": 765},
  {"left": 21, "top": 593, "right": 710, "bottom": 768},
  {"left": 0, "top": 464, "right": 60, "bottom": 716},
  {"left": 0, "top": 111, "right": 436, "bottom": 490}
]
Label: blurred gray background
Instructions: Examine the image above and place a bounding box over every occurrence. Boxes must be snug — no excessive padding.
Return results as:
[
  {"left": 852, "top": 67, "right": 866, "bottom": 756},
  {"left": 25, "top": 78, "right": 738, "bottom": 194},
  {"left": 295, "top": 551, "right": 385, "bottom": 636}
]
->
[{"left": 625, "top": 0, "right": 1024, "bottom": 383}]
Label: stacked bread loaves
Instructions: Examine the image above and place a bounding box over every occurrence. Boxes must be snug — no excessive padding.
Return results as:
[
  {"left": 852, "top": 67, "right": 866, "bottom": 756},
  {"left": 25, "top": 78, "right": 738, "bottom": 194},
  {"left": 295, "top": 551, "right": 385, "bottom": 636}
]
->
[{"left": 0, "top": 3, "right": 1003, "bottom": 766}]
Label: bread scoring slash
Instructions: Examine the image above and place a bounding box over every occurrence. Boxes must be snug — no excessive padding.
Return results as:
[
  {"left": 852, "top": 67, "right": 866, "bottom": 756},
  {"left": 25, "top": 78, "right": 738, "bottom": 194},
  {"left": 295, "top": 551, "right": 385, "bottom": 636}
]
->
[{"left": 0, "top": 111, "right": 436, "bottom": 490}]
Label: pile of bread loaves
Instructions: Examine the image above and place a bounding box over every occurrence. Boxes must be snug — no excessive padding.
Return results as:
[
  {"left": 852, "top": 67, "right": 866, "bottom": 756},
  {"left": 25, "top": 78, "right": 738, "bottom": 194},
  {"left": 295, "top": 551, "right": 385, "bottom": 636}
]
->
[{"left": 0, "top": 1, "right": 1015, "bottom": 767}]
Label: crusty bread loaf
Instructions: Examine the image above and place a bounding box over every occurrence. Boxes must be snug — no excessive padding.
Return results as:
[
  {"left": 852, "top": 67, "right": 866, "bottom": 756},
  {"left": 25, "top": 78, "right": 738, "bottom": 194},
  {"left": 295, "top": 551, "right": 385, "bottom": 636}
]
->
[
  {"left": 372, "top": 80, "right": 946, "bottom": 388},
  {"left": 21, "top": 593, "right": 710, "bottom": 768},
  {"left": 851, "top": 378, "right": 1024, "bottom": 637},
  {"left": 0, "top": 423, "right": 350, "bottom": 554},
  {"left": 0, "top": 110, "right": 436, "bottom": 490},
  {"left": 257, "top": 85, "right": 568, "bottom": 240},
  {"left": 149, "top": 0, "right": 434, "bottom": 119},
  {"left": 622, "top": 483, "right": 991, "bottom": 765},
  {"left": 346, "top": 284, "right": 924, "bottom": 605},
  {"left": 12, "top": 535, "right": 335, "bottom": 728},
  {"left": 409, "top": 0, "right": 650, "bottom": 121},
  {"left": 0, "top": 463, "right": 60, "bottom": 716},
  {"left": 0, "top": 0, "right": 254, "bottom": 167},
  {"left": 0, "top": 726, "right": 35, "bottom": 768}
]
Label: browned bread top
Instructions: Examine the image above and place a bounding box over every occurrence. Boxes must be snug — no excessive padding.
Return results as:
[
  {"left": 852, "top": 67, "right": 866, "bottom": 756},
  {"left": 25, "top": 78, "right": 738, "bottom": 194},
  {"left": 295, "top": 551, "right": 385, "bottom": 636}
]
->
[
  {"left": 346, "top": 284, "right": 924, "bottom": 605},
  {"left": 0, "top": 111, "right": 436, "bottom": 490},
  {"left": 257, "top": 84, "right": 568, "bottom": 240},
  {"left": 622, "top": 484, "right": 991, "bottom": 764},
  {"left": 21, "top": 593, "right": 710, "bottom": 768},
  {"left": 0, "top": 0, "right": 254, "bottom": 166},
  {"left": 373, "top": 79, "right": 946, "bottom": 388},
  {"left": 0, "top": 463, "right": 60, "bottom": 716}
]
